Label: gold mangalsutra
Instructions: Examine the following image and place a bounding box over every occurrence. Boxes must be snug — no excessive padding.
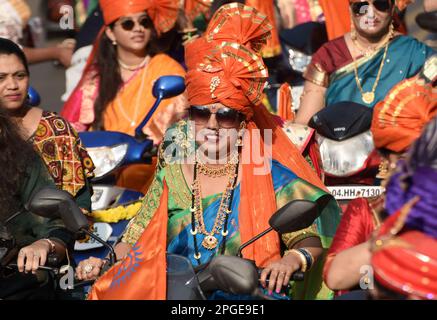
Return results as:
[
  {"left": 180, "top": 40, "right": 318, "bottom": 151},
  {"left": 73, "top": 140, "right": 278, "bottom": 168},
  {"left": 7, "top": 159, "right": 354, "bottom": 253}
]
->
[
  {"left": 351, "top": 25, "right": 394, "bottom": 104},
  {"left": 353, "top": 43, "right": 389, "bottom": 105}
]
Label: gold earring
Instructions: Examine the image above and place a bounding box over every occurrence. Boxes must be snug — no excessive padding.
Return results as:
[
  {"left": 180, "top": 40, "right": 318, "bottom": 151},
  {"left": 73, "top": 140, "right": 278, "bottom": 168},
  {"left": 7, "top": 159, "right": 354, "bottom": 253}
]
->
[
  {"left": 376, "top": 158, "right": 389, "bottom": 179},
  {"left": 235, "top": 121, "right": 246, "bottom": 147},
  {"left": 389, "top": 22, "right": 395, "bottom": 38}
]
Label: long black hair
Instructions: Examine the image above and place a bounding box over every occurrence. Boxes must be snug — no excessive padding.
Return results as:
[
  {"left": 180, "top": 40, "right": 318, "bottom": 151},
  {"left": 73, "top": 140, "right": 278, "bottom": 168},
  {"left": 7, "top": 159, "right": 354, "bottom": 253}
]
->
[
  {"left": 92, "top": 13, "right": 168, "bottom": 130},
  {"left": 0, "top": 109, "right": 37, "bottom": 220}
]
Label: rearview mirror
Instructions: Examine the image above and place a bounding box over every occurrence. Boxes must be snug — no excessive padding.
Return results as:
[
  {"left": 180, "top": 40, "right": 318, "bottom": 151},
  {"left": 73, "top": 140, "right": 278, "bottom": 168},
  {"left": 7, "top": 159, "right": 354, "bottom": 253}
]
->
[
  {"left": 135, "top": 75, "right": 186, "bottom": 139},
  {"left": 269, "top": 200, "right": 319, "bottom": 234},
  {"left": 209, "top": 256, "right": 258, "bottom": 296},
  {"left": 27, "top": 187, "right": 88, "bottom": 233},
  {"left": 152, "top": 75, "right": 186, "bottom": 100}
]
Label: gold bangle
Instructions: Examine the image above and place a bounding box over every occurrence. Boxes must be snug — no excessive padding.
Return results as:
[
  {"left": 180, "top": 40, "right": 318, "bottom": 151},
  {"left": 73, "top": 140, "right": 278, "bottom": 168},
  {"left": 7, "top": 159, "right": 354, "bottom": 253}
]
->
[
  {"left": 43, "top": 238, "right": 56, "bottom": 253},
  {"left": 284, "top": 249, "right": 307, "bottom": 272}
]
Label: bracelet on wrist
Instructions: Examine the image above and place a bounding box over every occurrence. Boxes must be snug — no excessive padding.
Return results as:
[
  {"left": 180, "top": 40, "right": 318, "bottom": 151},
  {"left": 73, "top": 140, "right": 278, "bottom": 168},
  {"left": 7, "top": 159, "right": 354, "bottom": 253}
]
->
[
  {"left": 296, "top": 248, "right": 314, "bottom": 271},
  {"left": 43, "top": 238, "right": 56, "bottom": 253}
]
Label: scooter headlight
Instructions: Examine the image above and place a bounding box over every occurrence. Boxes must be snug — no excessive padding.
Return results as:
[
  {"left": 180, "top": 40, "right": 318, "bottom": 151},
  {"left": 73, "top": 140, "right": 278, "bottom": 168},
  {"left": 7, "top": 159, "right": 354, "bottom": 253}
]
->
[
  {"left": 87, "top": 144, "right": 128, "bottom": 178},
  {"left": 288, "top": 49, "right": 312, "bottom": 73},
  {"left": 317, "top": 131, "right": 375, "bottom": 177}
]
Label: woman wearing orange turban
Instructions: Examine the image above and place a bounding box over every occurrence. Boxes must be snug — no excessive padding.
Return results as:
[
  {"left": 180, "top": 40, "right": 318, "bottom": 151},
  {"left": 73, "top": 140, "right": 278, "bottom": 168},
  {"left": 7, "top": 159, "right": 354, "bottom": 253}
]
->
[
  {"left": 81, "top": 3, "right": 341, "bottom": 300},
  {"left": 60, "top": 0, "right": 188, "bottom": 193}
]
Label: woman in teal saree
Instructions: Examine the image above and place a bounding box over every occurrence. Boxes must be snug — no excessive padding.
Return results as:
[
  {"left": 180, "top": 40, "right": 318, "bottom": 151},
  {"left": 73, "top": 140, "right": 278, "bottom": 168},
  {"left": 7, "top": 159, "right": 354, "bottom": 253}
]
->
[
  {"left": 83, "top": 3, "right": 341, "bottom": 300},
  {"left": 295, "top": 0, "right": 434, "bottom": 124}
]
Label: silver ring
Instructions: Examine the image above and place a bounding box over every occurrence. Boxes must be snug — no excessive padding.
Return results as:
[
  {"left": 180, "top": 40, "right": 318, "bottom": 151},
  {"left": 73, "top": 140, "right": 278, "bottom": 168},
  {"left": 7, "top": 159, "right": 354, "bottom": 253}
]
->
[{"left": 84, "top": 264, "right": 94, "bottom": 273}]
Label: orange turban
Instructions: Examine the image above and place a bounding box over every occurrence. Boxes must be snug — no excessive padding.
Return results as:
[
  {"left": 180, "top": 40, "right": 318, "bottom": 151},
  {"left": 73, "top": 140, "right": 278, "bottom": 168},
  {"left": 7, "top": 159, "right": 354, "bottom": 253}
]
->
[
  {"left": 99, "top": 0, "right": 178, "bottom": 34},
  {"left": 184, "top": 0, "right": 213, "bottom": 22},
  {"left": 371, "top": 76, "right": 437, "bottom": 153},
  {"left": 185, "top": 3, "right": 272, "bottom": 118},
  {"left": 184, "top": 3, "right": 328, "bottom": 267},
  {"left": 186, "top": 42, "right": 268, "bottom": 119},
  {"left": 371, "top": 202, "right": 437, "bottom": 300}
]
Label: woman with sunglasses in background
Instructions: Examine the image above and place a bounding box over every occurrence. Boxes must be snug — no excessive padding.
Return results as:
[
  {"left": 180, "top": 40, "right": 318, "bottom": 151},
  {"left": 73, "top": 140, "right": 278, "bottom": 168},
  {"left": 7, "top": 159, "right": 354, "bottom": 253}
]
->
[
  {"left": 295, "top": 0, "right": 434, "bottom": 125},
  {"left": 61, "top": 0, "right": 188, "bottom": 193},
  {"left": 323, "top": 62, "right": 437, "bottom": 296},
  {"left": 79, "top": 4, "right": 341, "bottom": 300}
]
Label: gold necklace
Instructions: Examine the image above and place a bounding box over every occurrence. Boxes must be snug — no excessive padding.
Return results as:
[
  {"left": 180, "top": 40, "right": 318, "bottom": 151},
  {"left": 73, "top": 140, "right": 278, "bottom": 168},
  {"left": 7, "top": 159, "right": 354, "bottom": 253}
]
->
[
  {"left": 192, "top": 164, "right": 237, "bottom": 250},
  {"left": 196, "top": 150, "right": 239, "bottom": 178},
  {"left": 353, "top": 42, "right": 389, "bottom": 105},
  {"left": 197, "top": 163, "right": 235, "bottom": 177}
]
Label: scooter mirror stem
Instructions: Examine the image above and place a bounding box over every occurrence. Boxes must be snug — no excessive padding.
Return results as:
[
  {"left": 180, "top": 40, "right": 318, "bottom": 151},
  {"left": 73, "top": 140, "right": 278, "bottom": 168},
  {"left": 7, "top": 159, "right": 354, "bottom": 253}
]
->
[
  {"left": 134, "top": 96, "right": 163, "bottom": 138},
  {"left": 237, "top": 227, "right": 273, "bottom": 258}
]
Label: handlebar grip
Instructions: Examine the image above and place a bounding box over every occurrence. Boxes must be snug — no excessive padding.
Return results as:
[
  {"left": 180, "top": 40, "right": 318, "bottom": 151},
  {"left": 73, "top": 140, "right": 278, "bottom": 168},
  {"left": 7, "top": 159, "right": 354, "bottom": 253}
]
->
[
  {"left": 291, "top": 271, "right": 305, "bottom": 281},
  {"left": 258, "top": 268, "right": 305, "bottom": 282}
]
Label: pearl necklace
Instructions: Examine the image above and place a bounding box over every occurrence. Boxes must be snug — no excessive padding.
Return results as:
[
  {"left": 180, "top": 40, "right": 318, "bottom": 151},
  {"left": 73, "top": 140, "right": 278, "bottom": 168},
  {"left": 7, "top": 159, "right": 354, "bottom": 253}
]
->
[{"left": 117, "top": 56, "right": 149, "bottom": 71}]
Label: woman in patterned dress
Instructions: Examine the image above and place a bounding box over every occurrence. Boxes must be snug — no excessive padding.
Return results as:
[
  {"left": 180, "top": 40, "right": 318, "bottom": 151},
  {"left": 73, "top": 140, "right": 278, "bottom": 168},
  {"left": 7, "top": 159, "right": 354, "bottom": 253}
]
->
[{"left": 0, "top": 38, "right": 94, "bottom": 212}]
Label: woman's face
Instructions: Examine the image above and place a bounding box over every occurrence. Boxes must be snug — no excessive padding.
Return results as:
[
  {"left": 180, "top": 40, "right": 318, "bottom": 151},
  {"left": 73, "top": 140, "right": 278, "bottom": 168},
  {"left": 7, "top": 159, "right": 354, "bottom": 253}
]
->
[
  {"left": 350, "top": 0, "right": 394, "bottom": 38},
  {"left": 190, "top": 103, "right": 244, "bottom": 162},
  {"left": 105, "top": 11, "right": 153, "bottom": 54},
  {"left": 0, "top": 54, "right": 29, "bottom": 111}
]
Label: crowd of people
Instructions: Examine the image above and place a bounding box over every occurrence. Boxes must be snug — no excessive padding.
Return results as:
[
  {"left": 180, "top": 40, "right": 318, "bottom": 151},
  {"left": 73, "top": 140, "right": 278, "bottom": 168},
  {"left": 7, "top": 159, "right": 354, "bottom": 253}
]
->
[{"left": 0, "top": 0, "right": 436, "bottom": 300}]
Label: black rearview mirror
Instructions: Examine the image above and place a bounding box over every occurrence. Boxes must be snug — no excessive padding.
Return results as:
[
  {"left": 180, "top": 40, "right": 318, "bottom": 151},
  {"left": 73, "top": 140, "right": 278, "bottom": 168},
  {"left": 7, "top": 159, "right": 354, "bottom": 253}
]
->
[
  {"left": 269, "top": 200, "right": 319, "bottom": 234},
  {"left": 209, "top": 256, "right": 258, "bottom": 296},
  {"left": 27, "top": 187, "right": 89, "bottom": 233}
]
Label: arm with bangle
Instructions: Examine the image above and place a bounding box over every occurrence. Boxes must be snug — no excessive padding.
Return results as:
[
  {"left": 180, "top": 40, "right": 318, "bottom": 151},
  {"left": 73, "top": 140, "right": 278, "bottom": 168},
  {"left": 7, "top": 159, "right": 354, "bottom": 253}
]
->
[{"left": 282, "top": 225, "right": 322, "bottom": 272}]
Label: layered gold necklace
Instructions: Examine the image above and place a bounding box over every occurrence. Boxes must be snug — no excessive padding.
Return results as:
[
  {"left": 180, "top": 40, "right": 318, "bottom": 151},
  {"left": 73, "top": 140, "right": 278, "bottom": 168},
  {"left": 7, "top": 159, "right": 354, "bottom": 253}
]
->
[{"left": 191, "top": 152, "right": 239, "bottom": 251}]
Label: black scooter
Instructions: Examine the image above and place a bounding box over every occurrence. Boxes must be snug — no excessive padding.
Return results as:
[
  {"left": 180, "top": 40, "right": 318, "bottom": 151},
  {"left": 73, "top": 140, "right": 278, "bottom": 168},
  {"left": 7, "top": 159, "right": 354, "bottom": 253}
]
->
[{"left": 15, "top": 187, "right": 322, "bottom": 300}]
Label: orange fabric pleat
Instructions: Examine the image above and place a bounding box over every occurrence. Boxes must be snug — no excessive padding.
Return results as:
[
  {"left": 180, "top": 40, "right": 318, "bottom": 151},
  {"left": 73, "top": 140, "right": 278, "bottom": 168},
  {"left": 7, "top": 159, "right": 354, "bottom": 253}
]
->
[
  {"left": 277, "top": 83, "right": 294, "bottom": 121},
  {"left": 319, "top": 0, "right": 351, "bottom": 40},
  {"left": 245, "top": 0, "right": 281, "bottom": 57},
  {"left": 87, "top": 181, "right": 169, "bottom": 300},
  {"left": 239, "top": 104, "right": 328, "bottom": 267}
]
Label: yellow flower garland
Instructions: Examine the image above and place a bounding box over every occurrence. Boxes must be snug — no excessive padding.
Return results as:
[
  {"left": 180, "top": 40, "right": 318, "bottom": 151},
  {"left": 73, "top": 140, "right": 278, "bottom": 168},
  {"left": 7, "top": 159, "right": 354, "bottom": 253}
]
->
[{"left": 90, "top": 201, "right": 142, "bottom": 223}]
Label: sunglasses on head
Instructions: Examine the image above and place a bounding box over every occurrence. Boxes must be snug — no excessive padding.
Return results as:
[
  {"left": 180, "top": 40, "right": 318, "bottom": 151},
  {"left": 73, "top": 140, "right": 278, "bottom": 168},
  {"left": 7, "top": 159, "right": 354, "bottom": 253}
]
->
[
  {"left": 117, "top": 16, "right": 153, "bottom": 31},
  {"left": 189, "top": 106, "right": 244, "bottom": 128},
  {"left": 350, "top": 0, "right": 393, "bottom": 16}
]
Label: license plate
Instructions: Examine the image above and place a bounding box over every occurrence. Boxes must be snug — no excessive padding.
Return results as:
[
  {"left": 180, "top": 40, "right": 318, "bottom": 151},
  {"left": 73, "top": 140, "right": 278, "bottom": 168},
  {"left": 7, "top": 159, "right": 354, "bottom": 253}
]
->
[{"left": 327, "top": 186, "right": 385, "bottom": 200}]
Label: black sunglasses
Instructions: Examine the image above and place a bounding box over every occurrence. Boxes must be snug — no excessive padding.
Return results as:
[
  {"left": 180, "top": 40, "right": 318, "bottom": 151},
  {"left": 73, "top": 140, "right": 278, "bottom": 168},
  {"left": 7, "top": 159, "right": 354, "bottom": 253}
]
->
[
  {"left": 189, "top": 106, "right": 244, "bottom": 128},
  {"left": 351, "top": 0, "right": 393, "bottom": 16},
  {"left": 117, "top": 16, "right": 153, "bottom": 31}
]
